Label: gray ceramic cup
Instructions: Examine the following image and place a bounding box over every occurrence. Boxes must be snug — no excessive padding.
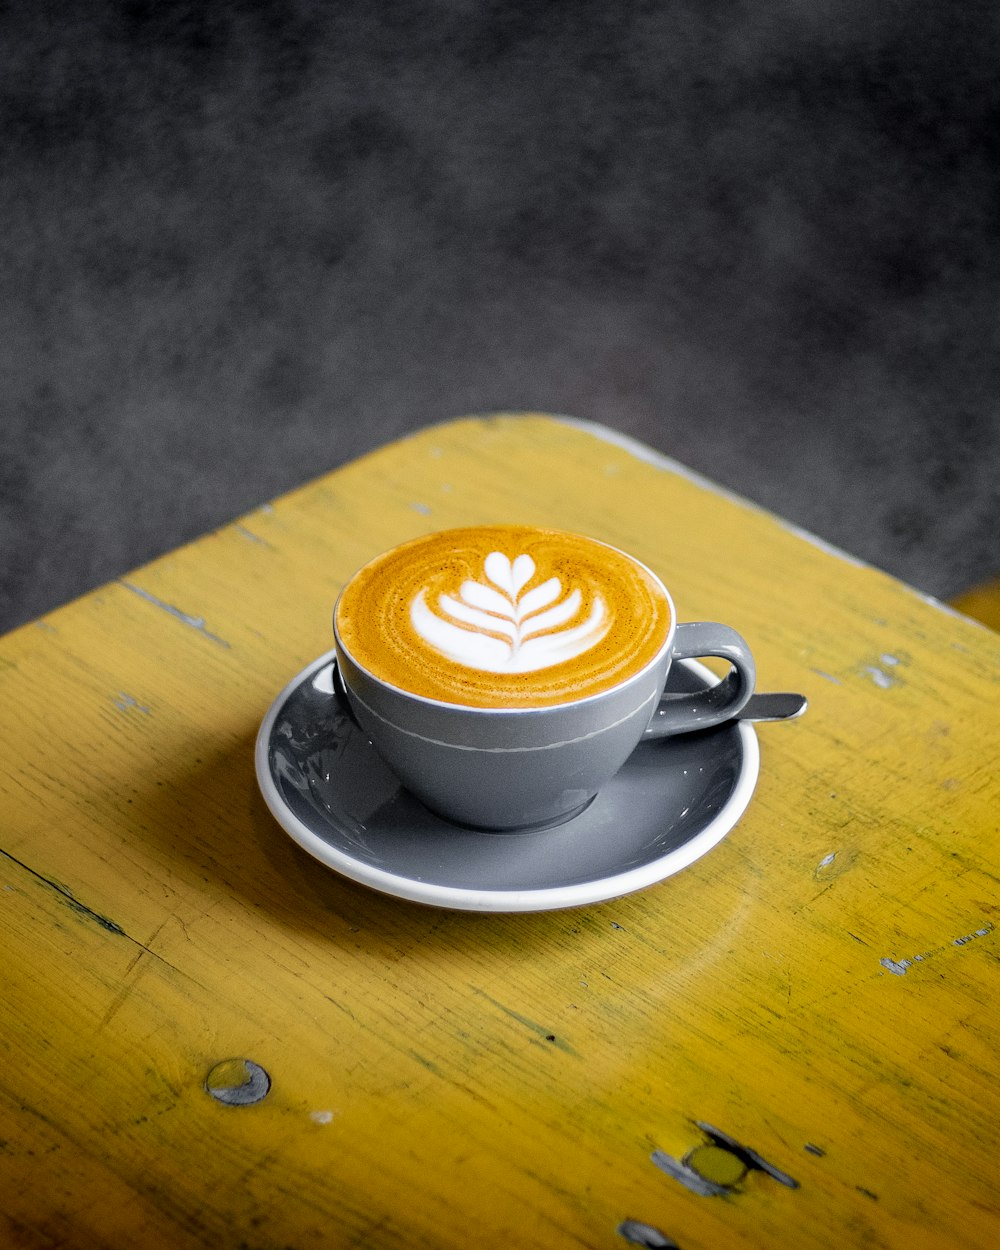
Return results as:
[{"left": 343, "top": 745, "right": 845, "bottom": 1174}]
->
[{"left": 333, "top": 575, "right": 755, "bottom": 831}]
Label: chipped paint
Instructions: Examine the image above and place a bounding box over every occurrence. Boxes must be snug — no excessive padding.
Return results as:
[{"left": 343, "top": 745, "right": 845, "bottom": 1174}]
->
[
  {"left": 617, "top": 1219, "right": 679, "bottom": 1248},
  {"left": 651, "top": 1124, "right": 798, "bottom": 1197},
  {"left": 233, "top": 524, "right": 272, "bottom": 546},
  {"left": 814, "top": 848, "right": 858, "bottom": 882},
  {"left": 695, "top": 1123, "right": 799, "bottom": 1189},
  {"left": 114, "top": 692, "right": 151, "bottom": 715},
  {"left": 410, "top": 501, "right": 432, "bottom": 515},
  {"left": 120, "top": 582, "right": 231, "bottom": 648},
  {"left": 310, "top": 1110, "right": 335, "bottom": 1125},
  {"left": 881, "top": 922, "right": 994, "bottom": 974},
  {"left": 862, "top": 649, "right": 910, "bottom": 687},
  {"left": 651, "top": 1149, "right": 729, "bottom": 1197}
]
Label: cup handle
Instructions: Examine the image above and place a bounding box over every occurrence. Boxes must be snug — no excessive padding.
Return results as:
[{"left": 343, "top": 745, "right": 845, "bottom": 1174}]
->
[{"left": 642, "top": 622, "right": 756, "bottom": 738}]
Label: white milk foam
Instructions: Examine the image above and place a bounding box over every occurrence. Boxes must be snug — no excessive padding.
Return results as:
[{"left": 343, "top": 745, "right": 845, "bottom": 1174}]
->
[{"left": 410, "top": 551, "right": 610, "bottom": 673}]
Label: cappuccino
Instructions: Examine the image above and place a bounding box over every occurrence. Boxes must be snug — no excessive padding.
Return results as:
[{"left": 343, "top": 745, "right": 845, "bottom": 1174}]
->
[{"left": 334, "top": 525, "right": 672, "bottom": 708}]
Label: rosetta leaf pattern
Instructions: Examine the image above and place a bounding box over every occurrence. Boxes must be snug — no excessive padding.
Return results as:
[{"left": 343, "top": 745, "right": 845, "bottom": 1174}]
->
[{"left": 410, "top": 552, "right": 610, "bottom": 673}]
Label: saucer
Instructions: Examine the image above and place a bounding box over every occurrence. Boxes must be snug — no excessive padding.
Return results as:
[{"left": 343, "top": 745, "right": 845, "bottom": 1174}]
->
[{"left": 254, "top": 651, "right": 759, "bottom": 912}]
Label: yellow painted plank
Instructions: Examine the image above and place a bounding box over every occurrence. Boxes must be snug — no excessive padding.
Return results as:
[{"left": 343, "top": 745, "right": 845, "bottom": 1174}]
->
[
  {"left": 2, "top": 414, "right": 999, "bottom": 1250},
  {"left": 951, "top": 576, "right": 1000, "bottom": 632}
]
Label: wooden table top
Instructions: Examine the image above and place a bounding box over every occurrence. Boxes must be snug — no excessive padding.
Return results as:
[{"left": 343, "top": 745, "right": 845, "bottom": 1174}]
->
[{"left": 2, "top": 414, "right": 999, "bottom": 1250}]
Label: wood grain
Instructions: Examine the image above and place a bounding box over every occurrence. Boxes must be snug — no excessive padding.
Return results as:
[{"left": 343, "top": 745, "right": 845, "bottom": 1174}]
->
[{"left": 2, "top": 414, "right": 999, "bottom": 1249}]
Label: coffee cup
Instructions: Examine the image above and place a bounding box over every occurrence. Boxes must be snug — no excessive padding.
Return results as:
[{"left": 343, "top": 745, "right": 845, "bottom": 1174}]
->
[{"left": 333, "top": 525, "right": 755, "bottom": 830}]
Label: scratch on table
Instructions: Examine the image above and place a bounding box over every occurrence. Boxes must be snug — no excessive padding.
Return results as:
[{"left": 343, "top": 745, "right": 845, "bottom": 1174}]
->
[
  {"left": 1, "top": 848, "right": 126, "bottom": 936},
  {"left": 811, "top": 668, "right": 841, "bottom": 684},
  {"left": 97, "top": 945, "right": 150, "bottom": 1030},
  {"left": 114, "top": 692, "right": 152, "bottom": 715},
  {"left": 0, "top": 851, "right": 205, "bottom": 991},
  {"left": 472, "top": 989, "right": 578, "bottom": 1055},
  {"left": 880, "top": 922, "right": 994, "bottom": 975},
  {"left": 119, "top": 581, "right": 231, "bottom": 648},
  {"left": 408, "top": 1050, "right": 446, "bottom": 1078},
  {"left": 233, "top": 524, "right": 273, "bottom": 547},
  {"left": 953, "top": 926, "right": 995, "bottom": 947}
]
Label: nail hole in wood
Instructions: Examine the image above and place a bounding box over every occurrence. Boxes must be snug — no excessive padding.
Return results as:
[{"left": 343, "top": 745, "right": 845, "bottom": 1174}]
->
[{"left": 205, "top": 1058, "right": 271, "bottom": 1106}]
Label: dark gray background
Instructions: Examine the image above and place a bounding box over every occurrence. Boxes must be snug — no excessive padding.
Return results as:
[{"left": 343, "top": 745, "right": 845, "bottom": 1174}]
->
[{"left": 3, "top": 0, "right": 999, "bottom": 635}]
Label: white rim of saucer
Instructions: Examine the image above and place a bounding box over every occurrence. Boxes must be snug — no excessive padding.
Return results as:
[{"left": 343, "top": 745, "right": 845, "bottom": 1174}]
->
[{"left": 254, "top": 649, "right": 760, "bottom": 913}]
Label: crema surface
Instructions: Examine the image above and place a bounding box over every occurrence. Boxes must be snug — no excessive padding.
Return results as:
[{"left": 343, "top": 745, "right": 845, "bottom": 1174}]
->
[{"left": 335, "top": 526, "right": 672, "bottom": 708}]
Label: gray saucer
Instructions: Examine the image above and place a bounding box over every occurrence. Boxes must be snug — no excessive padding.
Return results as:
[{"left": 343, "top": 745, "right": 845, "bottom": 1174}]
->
[{"left": 255, "top": 651, "right": 759, "bottom": 912}]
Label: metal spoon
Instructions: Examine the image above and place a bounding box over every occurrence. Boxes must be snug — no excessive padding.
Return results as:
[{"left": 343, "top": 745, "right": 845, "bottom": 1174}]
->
[{"left": 737, "top": 692, "right": 808, "bottom": 722}]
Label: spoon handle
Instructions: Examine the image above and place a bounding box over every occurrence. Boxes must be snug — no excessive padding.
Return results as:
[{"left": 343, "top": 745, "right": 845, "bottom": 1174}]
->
[{"left": 737, "top": 692, "right": 808, "bottom": 722}]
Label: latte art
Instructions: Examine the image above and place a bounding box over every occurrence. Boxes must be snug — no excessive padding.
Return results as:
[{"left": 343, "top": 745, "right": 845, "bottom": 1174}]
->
[
  {"left": 334, "top": 526, "right": 673, "bottom": 708},
  {"left": 410, "top": 551, "right": 610, "bottom": 672}
]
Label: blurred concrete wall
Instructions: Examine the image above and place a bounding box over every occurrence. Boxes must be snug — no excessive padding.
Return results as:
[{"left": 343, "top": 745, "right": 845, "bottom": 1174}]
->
[{"left": 2, "top": 0, "right": 999, "bottom": 632}]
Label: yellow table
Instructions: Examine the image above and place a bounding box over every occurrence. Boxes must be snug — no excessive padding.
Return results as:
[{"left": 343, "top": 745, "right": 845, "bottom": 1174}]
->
[{"left": 2, "top": 415, "right": 999, "bottom": 1250}]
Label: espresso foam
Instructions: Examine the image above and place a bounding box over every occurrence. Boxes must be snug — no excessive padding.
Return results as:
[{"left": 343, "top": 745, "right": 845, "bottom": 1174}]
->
[{"left": 335, "top": 526, "right": 673, "bottom": 708}]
